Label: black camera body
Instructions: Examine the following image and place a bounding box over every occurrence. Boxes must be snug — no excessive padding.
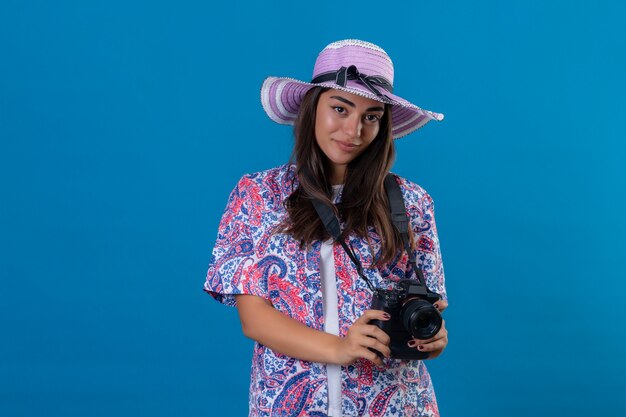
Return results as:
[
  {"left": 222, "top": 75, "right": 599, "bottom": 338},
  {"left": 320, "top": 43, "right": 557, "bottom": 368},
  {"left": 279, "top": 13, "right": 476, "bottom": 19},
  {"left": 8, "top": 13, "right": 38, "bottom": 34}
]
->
[{"left": 370, "top": 279, "right": 442, "bottom": 360}]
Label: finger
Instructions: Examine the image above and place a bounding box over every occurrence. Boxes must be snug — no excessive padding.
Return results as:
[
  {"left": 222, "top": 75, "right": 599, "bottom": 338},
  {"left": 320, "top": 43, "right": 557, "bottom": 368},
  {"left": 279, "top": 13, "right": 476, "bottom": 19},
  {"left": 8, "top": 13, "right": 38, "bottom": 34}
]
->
[
  {"left": 360, "top": 347, "right": 384, "bottom": 366},
  {"left": 360, "top": 325, "right": 391, "bottom": 345},
  {"left": 355, "top": 309, "right": 391, "bottom": 324},
  {"left": 413, "top": 337, "right": 448, "bottom": 353},
  {"left": 355, "top": 333, "right": 391, "bottom": 358},
  {"left": 371, "top": 341, "right": 391, "bottom": 358},
  {"left": 420, "top": 340, "right": 447, "bottom": 353},
  {"left": 432, "top": 299, "right": 448, "bottom": 312},
  {"left": 358, "top": 334, "right": 392, "bottom": 358}
]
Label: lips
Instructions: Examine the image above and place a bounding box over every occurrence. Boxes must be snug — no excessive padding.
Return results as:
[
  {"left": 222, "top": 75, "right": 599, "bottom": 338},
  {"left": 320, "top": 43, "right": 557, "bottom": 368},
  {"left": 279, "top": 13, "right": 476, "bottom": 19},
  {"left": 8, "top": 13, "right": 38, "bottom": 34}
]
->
[{"left": 334, "top": 139, "right": 360, "bottom": 152}]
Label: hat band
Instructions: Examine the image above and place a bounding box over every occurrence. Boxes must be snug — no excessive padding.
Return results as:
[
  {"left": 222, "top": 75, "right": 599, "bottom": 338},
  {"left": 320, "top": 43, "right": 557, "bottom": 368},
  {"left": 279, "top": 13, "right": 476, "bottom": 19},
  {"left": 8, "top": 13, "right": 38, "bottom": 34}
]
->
[{"left": 310, "top": 65, "right": 393, "bottom": 99}]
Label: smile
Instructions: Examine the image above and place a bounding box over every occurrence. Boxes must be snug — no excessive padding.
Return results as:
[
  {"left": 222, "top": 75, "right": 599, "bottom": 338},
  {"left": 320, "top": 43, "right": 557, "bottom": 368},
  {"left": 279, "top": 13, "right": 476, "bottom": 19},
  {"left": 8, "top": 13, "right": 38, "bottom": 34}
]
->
[{"left": 333, "top": 139, "right": 360, "bottom": 152}]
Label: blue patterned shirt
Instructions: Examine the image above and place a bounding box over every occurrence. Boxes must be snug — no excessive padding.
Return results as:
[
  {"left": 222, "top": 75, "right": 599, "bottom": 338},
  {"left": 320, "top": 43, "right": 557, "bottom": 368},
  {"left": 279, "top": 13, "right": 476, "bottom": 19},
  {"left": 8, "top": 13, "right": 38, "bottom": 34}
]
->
[{"left": 204, "top": 163, "right": 447, "bottom": 417}]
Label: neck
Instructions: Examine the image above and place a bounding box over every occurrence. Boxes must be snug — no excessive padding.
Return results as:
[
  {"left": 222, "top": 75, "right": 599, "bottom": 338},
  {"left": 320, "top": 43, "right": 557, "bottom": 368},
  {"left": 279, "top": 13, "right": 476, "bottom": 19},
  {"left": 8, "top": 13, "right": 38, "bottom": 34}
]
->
[{"left": 330, "top": 165, "right": 346, "bottom": 185}]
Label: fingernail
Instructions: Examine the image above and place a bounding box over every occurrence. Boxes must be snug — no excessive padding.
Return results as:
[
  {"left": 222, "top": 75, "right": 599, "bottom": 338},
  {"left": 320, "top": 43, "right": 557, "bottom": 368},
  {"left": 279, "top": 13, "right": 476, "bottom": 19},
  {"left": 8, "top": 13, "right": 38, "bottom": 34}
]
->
[
  {"left": 418, "top": 345, "right": 424, "bottom": 350},
  {"left": 383, "top": 313, "right": 391, "bottom": 319},
  {"left": 407, "top": 340, "right": 416, "bottom": 347}
]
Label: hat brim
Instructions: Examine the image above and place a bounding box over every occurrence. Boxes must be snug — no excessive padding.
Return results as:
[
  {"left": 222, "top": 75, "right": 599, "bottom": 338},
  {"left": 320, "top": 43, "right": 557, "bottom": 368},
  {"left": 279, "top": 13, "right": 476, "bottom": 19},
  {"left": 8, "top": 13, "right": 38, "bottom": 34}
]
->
[{"left": 260, "top": 76, "right": 444, "bottom": 139}]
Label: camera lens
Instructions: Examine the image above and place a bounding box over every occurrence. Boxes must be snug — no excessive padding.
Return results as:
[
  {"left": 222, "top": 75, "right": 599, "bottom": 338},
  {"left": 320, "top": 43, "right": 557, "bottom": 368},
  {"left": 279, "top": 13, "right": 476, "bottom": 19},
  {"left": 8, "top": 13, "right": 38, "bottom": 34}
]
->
[{"left": 401, "top": 299, "right": 442, "bottom": 340}]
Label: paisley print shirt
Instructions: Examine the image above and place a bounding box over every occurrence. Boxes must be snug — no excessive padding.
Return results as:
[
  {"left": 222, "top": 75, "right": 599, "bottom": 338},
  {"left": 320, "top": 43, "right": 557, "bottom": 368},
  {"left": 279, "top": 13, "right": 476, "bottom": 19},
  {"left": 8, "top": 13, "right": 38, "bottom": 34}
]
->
[{"left": 204, "top": 163, "right": 447, "bottom": 417}]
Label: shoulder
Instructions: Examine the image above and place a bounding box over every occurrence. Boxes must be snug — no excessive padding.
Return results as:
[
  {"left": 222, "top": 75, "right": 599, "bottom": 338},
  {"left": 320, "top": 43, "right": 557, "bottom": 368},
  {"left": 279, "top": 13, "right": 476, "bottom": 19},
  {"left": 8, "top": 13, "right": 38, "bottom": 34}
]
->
[
  {"left": 234, "top": 163, "right": 297, "bottom": 207},
  {"left": 240, "top": 163, "right": 295, "bottom": 186}
]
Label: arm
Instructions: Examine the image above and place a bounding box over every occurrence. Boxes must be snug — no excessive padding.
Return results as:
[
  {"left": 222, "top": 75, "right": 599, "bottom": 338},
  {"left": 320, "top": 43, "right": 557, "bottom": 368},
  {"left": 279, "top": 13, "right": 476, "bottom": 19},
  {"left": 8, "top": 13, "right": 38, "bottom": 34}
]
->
[
  {"left": 409, "top": 189, "right": 449, "bottom": 359},
  {"left": 236, "top": 294, "right": 392, "bottom": 366}
]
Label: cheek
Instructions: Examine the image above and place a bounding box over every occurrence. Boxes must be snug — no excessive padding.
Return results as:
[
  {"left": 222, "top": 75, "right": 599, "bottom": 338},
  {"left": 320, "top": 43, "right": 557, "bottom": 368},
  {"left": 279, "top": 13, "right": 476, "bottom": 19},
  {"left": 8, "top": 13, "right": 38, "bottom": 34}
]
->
[
  {"left": 364, "top": 124, "right": 380, "bottom": 144},
  {"left": 316, "top": 110, "right": 340, "bottom": 135}
]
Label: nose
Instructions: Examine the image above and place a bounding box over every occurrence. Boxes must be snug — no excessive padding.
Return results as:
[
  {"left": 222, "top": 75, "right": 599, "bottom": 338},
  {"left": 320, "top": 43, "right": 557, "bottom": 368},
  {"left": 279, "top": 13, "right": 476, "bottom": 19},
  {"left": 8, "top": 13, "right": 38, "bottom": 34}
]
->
[{"left": 342, "top": 114, "right": 362, "bottom": 139}]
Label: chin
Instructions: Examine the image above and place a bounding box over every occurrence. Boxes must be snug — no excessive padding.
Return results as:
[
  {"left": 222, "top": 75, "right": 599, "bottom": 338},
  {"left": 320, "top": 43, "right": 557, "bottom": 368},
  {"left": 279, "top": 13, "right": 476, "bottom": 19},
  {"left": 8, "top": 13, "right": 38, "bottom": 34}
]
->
[{"left": 328, "top": 156, "right": 353, "bottom": 166}]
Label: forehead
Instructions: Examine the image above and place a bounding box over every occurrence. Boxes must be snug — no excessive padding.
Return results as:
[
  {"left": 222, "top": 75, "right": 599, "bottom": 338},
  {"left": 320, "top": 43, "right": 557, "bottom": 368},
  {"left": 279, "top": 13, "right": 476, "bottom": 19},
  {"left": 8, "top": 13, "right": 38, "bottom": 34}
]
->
[{"left": 320, "top": 88, "right": 384, "bottom": 109}]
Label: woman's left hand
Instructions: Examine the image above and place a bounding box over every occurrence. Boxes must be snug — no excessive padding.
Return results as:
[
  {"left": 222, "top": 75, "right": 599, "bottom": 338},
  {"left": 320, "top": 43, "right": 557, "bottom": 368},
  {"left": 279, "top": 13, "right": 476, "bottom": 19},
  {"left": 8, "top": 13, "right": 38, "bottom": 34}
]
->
[{"left": 408, "top": 300, "right": 448, "bottom": 359}]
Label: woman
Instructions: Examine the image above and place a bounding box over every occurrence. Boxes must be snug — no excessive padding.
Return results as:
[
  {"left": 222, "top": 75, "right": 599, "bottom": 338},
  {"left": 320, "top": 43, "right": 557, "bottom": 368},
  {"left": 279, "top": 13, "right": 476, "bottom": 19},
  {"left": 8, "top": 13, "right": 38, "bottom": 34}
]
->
[{"left": 204, "top": 39, "right": 448, "bottom": 417}]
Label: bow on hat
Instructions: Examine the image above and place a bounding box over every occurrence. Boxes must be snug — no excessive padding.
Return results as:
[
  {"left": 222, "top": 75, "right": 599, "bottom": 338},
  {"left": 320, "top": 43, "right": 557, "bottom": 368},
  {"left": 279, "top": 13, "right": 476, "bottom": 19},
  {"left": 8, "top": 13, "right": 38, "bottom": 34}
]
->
[{"left": 311, "top": 65, "right": 394, "bottom": 100}]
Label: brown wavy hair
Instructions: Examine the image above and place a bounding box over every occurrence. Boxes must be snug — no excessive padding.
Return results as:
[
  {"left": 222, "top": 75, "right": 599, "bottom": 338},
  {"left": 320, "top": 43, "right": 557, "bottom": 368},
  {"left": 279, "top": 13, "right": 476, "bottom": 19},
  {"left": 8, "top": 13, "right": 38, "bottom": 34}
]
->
[{"left": 280, "top": 87, "right": 412, "bottom": 265}]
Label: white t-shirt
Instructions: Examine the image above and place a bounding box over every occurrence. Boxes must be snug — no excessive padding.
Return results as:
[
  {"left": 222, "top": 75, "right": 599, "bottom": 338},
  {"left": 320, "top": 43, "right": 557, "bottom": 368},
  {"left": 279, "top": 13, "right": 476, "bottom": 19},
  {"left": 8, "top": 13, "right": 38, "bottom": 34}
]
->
[{"left": 319, "top": 185, "right": 343, "bottom": 417}]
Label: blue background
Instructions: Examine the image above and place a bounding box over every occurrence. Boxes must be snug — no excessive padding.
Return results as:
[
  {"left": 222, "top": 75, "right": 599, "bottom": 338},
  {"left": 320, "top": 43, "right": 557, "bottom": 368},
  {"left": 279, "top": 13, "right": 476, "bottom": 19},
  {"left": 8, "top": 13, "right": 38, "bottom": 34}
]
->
[{"left": 1, "top": 1, "right": 625, "bottom": 416}]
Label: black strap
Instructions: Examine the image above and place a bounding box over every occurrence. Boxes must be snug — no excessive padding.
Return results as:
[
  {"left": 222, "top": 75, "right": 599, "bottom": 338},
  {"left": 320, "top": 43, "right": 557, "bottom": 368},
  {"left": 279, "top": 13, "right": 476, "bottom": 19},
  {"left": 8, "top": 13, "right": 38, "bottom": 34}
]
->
[
  {"left": 311, "top": 198, "right": 341, "bottom": 241},
  {"left": 311, "top": 174, "right": 431, "bottom": 290},
  {"left": 383, "top": 174, "right": 428, "bottom": 288},
  {"left": 384, "top": 175, "right": 410, "bottom": 253},
  {"left": 311, "top": 198, "right": 374, "bottom": 291},
  {"left": 310, "top": 65, "right": 393, "bottom": 99}
]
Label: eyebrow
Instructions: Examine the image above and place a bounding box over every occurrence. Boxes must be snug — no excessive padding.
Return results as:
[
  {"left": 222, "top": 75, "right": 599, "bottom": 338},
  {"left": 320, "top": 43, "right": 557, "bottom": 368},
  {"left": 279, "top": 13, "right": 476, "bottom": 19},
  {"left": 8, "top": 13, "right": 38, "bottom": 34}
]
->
[{"left": 330, "top": 96, "right": 385, "bottom": 112}]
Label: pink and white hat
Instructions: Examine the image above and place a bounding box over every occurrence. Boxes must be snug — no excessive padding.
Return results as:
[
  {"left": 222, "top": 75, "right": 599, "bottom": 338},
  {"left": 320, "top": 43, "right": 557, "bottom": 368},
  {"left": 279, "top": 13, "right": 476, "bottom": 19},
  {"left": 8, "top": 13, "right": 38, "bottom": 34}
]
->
[{"left": 260, "top": 39, "right": 444, "bottom": 139}]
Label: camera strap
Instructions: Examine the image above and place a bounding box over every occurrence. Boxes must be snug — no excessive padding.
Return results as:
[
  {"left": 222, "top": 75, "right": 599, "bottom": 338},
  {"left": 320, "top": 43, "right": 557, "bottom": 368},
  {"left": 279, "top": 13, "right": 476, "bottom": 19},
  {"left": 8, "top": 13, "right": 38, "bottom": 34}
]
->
[
  {"left": 311, "top": 197, "right": 375, "bottom": 291},
  {"left": 383, "top": 175, "right": 429, "bottom": 289},
  {"left": 311, "top": 174, "right": 429, "bottom": 291}
]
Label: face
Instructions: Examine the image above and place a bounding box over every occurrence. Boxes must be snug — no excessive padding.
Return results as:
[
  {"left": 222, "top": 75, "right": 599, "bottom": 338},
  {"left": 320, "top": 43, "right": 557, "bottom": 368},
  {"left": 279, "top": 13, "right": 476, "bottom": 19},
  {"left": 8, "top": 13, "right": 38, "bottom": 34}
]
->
[{"left": 314, "top": 89, "right": 385, "bottom": 184}]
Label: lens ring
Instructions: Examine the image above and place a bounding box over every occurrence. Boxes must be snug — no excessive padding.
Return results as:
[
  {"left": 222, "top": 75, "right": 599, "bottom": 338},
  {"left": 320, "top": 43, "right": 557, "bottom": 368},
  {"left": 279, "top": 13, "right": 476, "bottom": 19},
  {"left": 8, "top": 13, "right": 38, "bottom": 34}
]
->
[{"left": 401, "top": 299, "right": 442, "bottom": 340}]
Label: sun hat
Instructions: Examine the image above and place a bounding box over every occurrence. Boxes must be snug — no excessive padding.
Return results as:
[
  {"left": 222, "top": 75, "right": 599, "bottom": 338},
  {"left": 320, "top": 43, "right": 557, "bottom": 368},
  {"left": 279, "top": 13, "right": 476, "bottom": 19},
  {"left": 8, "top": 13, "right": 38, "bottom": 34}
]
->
[{"left": 260, "top": 39, "right": 444, "bottom": 139}]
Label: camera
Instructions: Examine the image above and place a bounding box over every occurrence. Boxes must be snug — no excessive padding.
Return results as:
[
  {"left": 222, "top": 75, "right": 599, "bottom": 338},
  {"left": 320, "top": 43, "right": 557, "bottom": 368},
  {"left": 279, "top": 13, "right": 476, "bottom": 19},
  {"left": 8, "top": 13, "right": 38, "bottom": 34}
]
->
[{"left": 370, "top": 279, "right": 442, "bottom": 360}]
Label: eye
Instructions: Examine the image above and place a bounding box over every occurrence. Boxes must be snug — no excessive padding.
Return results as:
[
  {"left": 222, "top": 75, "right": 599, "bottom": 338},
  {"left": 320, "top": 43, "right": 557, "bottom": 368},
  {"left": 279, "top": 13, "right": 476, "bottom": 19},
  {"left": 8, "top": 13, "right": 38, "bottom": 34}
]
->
[
  {"left": 364, "top": 114, "right": 381, "bottom": 123},
  {"left": 333, "top": 106, "right": 346, "bottom": 114}
]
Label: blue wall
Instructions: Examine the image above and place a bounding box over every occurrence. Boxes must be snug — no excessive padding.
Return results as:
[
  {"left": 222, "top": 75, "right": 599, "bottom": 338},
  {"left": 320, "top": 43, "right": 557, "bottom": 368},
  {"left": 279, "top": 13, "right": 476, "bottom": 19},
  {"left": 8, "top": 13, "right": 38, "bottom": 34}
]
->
[{"left": 1, "top": 1, "right": 625, "bottom": 416}]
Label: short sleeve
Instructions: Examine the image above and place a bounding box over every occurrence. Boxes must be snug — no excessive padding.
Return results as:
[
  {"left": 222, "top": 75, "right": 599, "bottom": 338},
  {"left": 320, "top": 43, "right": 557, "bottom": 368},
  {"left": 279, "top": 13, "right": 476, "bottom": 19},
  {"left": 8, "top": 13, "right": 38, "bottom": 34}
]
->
[
  {"left": 203, "top": 175, "right": 269, "bottom": 307},
  {"left": 413, "top": 192, "right": 448, "bottom": 302}
]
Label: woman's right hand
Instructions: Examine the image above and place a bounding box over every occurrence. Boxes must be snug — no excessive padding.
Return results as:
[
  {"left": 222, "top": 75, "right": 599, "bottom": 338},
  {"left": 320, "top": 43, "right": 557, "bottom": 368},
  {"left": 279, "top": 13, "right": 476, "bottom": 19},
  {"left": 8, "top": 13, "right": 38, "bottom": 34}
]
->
[{"left": 334, "top": 310, "right": 391, "bottom": 367}]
